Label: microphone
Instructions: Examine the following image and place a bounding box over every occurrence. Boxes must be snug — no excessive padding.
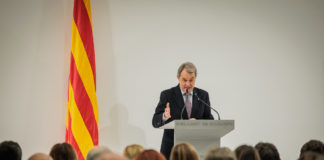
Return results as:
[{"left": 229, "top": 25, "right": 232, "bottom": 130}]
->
[
  {"left": 194, "top": 93, "right": 221, "bottom": 120},
  {"left": 180, "top": 89, "right": 188, "bottom": 120}
]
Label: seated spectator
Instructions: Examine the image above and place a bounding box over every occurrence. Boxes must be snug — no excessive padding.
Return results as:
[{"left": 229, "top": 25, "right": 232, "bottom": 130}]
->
[
  {"left": 123, "top": 144, "right": 144, "bottom": 160},
  {"left": 105, "top": 153, "right": 127, "bottom": 160},
  {"left": 300, "top": 140, "right": 324, "bottom": 157},
  {"left": 235, "top": 145, "right": 260, "bottom": 160},
  {"left": 0, "top": 140, "right": 22, "bottom": 160},
  {"left": 86, "top": 146, "right": 112, "bottom": 160},
  {"left": 170, "top": 142, "right": 199, "bottom": 160},
  {"left": 255, "top": 142, "right": 281, "bottom": 160},
  {"left": 49, "top": 142, "right": 77, "bottom": 160},
  {"left": 135, "top": 149, "right": 166, "bottom": 160},
  {"left": 204, "top": 146, "right": 236, "bottom": 160},
  {"left": 28, "top": 153, "right": 52, "bottom": 160},
  {"left": 235, "top": 145, "right": 249, "bottom": 159}
]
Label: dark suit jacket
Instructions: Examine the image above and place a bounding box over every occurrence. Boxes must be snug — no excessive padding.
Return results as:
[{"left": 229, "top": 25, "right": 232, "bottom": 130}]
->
[{"left": 152, "top": 85, "right": 214, "bottom": 159}]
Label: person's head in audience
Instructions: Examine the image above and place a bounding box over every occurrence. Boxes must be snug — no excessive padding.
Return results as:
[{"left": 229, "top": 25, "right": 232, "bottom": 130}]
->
[
  {"left": 28, "top": 153, "right": 52, "bottom": 160},
  {"left": 300, "top": 140, "right": 324, "bottom": 157},
  {"left": 298, "top": 151, "right": 324, "bottom": 160},
  {"left": 235, "top": 145, "right": 260, "bottom": 160},
  {"left": 235, "top": 145, "right": 249, "bottom": 160},
  {"left": 170, "top": 142, "right": 199, "bottom": 160},
  {"left": 123, "top": 144, "right": 144, "bottom": 160},
  {"left": 49, "top": 142, "right": 77, "bottom": 160},
  {"left": 0, "top": 140, "right": 22, "bottom": 160},
  {"left": 135, "top": 149, "right": 166, "bottom": 160},
  {"left": 255, "top": 142, "right": 281, "bottom": 160},
  {"left": 86, "top": 146, "right": 112, "bottom": 160},
  {"left": 105, "top": 153, "right": 127, "bottom": 160},
  {"left": 204, "top": 146, "right": 236, "bottom": 160}
]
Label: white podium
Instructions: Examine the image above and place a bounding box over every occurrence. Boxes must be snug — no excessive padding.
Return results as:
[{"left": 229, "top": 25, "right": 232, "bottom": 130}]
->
[{"left": 160, "top": 120, "right": 234, "bottom": 158}]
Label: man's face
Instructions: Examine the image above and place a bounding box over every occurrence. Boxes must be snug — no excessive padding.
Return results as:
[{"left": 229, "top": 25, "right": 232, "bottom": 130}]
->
[{"left": 177, "top": 69, "right": 196, "bottom": 93}]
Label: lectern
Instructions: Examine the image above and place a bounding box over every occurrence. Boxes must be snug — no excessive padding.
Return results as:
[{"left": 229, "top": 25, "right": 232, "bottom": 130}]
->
[{"left": 159, "top": 120, "right": 234, "bottom": 158}]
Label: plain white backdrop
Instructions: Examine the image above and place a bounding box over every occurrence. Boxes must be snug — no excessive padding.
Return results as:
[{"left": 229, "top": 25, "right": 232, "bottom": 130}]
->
[{"left": 0, "top": 0, "right": 323, "bottom": 159}]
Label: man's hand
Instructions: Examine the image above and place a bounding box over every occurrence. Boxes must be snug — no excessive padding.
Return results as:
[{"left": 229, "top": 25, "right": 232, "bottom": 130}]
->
[
  {"left": 189, "top": 118, "right": 196, "bottom": 120},
  {"left": 164, "top": 102, "right": 171, "bottom": 119}
]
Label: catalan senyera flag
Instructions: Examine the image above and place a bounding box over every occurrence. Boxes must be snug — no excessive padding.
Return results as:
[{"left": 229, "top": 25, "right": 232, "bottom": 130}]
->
[{"left": 65, "top": 0, "right": 98, "bottom": 160}]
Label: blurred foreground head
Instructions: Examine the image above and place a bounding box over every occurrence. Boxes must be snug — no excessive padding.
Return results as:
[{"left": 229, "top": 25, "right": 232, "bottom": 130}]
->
[
  {"left": 205, "top": 146, "right": 236, "bottom": 160},
  {"left": 50, "top": 142, "right": 77, "bottom": 160},
  {"left": 170, "top": 142, "right": 199, "bottom": 160},
  {"left": 300, "top": 140, "right": 324, "bottom": 156},
  {"left": 86, "top": 146, "right": 112, "bottom": 160},
  {"left": 28, "top": 153, "right": 52, "bottom": 160},
  {"left": 235, "top": 145, "right": 260, "bottom": 160},
  {"left": 255, "top": 142, "right": 280, "bottom": 160},
  {"left": 0, "top": 140, "right": 22, "bottom": 160},
  {"left": 136, "top": 149, "right": 166, "bottom": 160},
  {"left": 123, "top": 144, "right": 144, "bottom": 160}
]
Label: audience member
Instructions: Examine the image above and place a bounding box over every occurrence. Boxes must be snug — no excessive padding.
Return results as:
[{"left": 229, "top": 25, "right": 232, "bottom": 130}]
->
[
  {"left": 170, "top": 142, "right": 199, "bottom": 160},
  {"left": 300, "top": 140, "right": 324, "bottom": 157},
  {"left": 3, "top": 139, "right": 324, "bottom": 160},
  {"left": 204, "top": 146, "right": 236, "bottom": 160},
  {"left": 123, "top": 144, "right": 144, "bottom": 160},
  {"left": 135, "top": 149, "right": 166, "bottom": 160},
  {"left": 28, "top": 153, "right": 52, "bottom": 160},
  {"left": 298, "top": 151, "right": 324, "bottom": 160},
  {"left": 0, "top": 140, "right": 22, "bottom": 160},
  {"left": 255, "top": 142, "right": 281, "bottom": 160},
  {"left": 235, "top": 145, "right": 249, "bottom": 159},
  {"left": 86, "top": 146, "right": 112, "bottom": 160},
  {"left": 105, "top": 153, "right": 127, "bottom": 160},
  {"left": 235, "top": 145, "right": 260, "bottom": 160},
  {"left": 49, "top": 142, "right": 77, "bottom": 160}
]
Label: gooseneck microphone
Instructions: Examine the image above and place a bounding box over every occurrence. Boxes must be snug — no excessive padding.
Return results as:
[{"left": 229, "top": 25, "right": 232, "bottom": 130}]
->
[{"left": 194, "top": 93, "right": 221, "bottom": 120}]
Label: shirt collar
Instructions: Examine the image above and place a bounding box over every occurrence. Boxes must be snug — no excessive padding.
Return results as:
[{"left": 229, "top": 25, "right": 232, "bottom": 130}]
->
[{"left": 180, "top": 89, "right": 193, "bottom": 96}]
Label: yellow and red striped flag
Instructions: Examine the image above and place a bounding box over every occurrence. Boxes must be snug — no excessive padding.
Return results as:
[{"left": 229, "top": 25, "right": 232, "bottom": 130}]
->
[{"left": 65, "top": 0, "right": 98, "bottom": 159}]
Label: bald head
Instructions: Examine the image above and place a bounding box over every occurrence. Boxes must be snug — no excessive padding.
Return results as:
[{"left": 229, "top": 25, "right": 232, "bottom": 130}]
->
[
  {"left": 86, "top": 146, "right": 112, "bottom": 160},
  {"left": 28, "top": 153, "right": 52, "bottom": 160}
]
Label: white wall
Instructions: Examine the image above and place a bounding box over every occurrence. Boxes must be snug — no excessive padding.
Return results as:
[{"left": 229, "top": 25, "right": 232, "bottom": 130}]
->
[{"left": 1, "top": 0, "right": 323, "bottom": 160}]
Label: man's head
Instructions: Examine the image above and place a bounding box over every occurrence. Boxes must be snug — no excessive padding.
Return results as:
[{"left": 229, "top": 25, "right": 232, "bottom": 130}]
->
[
  {"left": 255, "top": 142, "right": 281, "bottom": 160},
  {"left": 0, "top": 140, "right": 22, "bottom": 160},
  {"left": 177, "top": 62, "right": 197, "bottom": 93},
  {"left": 86, "top": 146, "right": 112, "bottom": 160},
  {"left": 28, "top": 153, "right": 52, "bottom": 160}
]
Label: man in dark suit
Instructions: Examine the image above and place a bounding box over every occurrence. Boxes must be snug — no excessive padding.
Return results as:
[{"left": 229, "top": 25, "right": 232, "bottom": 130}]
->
[{"left": 152, "top": 62, "right": 214, "bottom": 159}]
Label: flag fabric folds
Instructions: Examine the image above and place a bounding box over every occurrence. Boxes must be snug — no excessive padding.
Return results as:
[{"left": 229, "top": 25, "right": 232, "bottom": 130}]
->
[{"left": 65, "top": 0, "right": 98, "bottom": 159}]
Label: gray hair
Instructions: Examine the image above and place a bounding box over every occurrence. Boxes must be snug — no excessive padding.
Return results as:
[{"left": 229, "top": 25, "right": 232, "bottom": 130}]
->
[
  {"left": 204, "top": 147, "right": 237, "bottom": 160},
  {"left": 86, "top": 146, "right": 111, "bottom": 160},
  {"left": 177, "top": 62, "right": 197, "bottom": 78}
]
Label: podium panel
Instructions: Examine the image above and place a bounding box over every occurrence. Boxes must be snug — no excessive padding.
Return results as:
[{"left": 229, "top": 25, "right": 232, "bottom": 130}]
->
[{"left": 159, "top": 120, "right": 234, "bottom": 158}]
